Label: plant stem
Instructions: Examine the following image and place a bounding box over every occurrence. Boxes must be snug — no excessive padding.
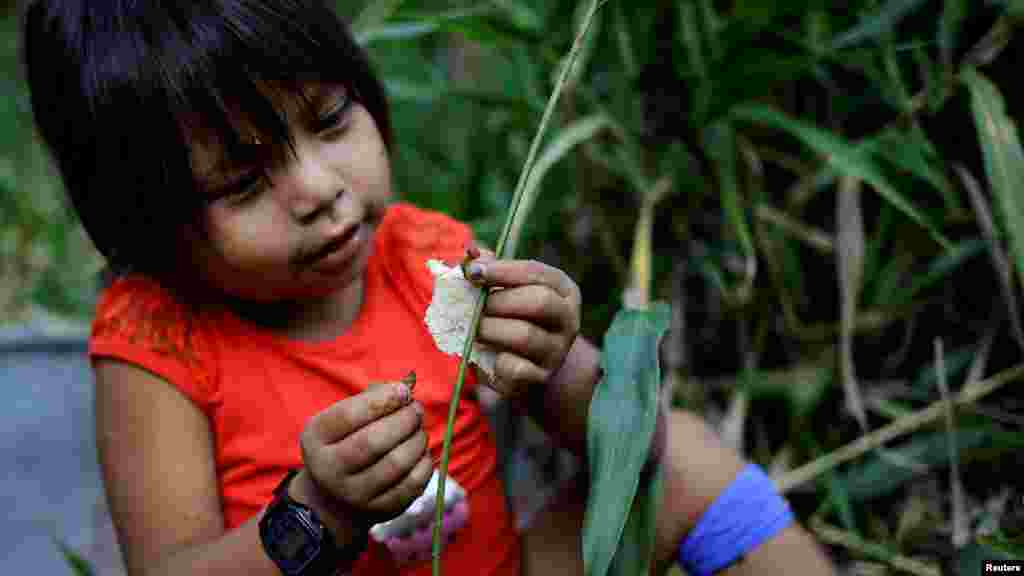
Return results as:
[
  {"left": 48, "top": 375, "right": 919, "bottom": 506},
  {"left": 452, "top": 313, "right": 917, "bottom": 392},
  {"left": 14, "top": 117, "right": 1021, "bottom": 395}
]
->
[
  {"left": 809, "top": 520, "right": 941, "bottom": 576},
  {"left": 430, "top": 2, "right": 608, "bottom": 574},
  {"left": 776, "top": 362, "right": 1024, "bottom": 493}
]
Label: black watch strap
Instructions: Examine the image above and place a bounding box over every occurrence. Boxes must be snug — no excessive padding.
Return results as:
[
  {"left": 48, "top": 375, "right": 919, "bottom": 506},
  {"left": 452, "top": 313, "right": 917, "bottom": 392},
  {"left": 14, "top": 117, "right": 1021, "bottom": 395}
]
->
[{"left": 261, "top": 469, "right": 369, "bottom": 576}]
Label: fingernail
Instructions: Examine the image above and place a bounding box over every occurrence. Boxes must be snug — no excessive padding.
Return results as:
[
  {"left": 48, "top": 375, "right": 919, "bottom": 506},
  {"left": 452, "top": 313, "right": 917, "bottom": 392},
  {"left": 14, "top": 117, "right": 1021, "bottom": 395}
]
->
[
  {"left": 397, "top": 383, "right": 411, "bottom": 403},
  {"left": 466, "top": 262, "right": 484, "bottom": 282}
]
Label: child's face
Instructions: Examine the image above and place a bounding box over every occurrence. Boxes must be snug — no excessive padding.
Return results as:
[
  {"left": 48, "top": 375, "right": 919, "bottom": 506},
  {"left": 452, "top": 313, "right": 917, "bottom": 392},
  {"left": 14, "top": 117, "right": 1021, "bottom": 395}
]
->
[{"left": 184, "top": 82, "right": 392, "bottom": 302}]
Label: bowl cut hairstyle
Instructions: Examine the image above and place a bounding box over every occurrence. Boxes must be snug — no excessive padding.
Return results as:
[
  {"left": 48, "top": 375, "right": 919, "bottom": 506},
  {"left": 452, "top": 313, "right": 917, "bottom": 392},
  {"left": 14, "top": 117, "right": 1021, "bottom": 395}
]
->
[{"left": 22, "top": 0, "right": 392, "bottom": 285}]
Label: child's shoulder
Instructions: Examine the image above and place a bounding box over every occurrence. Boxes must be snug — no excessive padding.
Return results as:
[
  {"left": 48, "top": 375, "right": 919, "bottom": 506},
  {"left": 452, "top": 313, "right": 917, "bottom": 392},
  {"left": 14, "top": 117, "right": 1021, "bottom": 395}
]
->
[
  {"left": 93, "top": 274, "right": 189, "bottom": 327},
  {"left": 90, "top": 274, "right": 209, "bottom": 369},
  {"left": 89, "top": 274, "right": 219, "bottom": 411}
]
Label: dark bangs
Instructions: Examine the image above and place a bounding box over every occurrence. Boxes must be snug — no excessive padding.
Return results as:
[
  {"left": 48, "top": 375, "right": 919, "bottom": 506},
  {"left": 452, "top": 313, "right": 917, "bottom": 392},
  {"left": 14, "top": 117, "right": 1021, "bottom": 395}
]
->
[{"left": 22, "top": 0, "right": 391, "bottom": 282}]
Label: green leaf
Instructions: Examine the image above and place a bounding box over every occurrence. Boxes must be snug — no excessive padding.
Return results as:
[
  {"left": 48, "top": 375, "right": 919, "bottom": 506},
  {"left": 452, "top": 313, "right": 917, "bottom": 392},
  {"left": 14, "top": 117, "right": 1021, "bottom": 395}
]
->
[
  {"left": 840, "top": 428, "right": 989, "bottom": 502},
  {"left": 826, "top": 470, "right": 860, "bottom": 535},
  {"left": 732, "top": 103, "right": 951, "bottom": 249},
  {"left": 584, "top": 302, "right": 671, "bottom": 576},
  {"left": 868, "top": 127, "right": 958, "bottom": 211},
  {"left": 962, "top": 68, "right": 1024, "bottom": 293},
  {"left": 705, "top": 121, "right": 754, "bottom": 259},
  {"left": 939, "top": 0, "right": 968, "bottom": 70},
  {"left": 611, "top": 0, "right": 636, "bottom": 77},
  {"left": 607, "top": 462, "right": 663, "bottom": 576},
  {"left": 830, "top": 0, "right": 930, "bottom": 50}
]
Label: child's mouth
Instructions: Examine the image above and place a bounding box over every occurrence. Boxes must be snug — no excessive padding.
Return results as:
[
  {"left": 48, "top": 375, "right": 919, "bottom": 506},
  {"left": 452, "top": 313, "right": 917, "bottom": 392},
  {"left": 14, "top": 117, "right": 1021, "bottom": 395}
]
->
[{"left": 303, "top": 223, "right": 364, "bottom": 274}]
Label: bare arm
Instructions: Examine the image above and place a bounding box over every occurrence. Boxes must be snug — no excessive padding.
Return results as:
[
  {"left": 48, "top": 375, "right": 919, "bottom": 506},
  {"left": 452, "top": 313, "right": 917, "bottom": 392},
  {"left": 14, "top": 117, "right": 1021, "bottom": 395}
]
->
[
  {"left": 654, "top": 410, "right": 835, "bottom": 575},
  {"left": 95, "top": 359, "right": 276, "bottom": 576},
  {"left": 94, "top": 360, "right": 368, "bottom": 576},
  {"left": 516, "top": 340, "right": 834, "bottom": 575}
]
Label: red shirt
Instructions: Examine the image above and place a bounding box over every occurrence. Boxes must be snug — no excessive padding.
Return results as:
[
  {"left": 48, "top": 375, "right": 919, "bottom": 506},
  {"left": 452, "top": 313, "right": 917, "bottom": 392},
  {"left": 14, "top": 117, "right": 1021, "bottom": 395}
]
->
[{"left": 90, "top": 203, "right": 521, "bottom": 575}]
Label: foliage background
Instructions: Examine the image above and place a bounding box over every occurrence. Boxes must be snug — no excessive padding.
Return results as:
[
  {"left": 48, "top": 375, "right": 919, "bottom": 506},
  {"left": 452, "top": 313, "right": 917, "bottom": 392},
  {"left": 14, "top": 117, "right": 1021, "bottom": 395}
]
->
[{"left": 3, "top": 0, "right": 1024, "bottom": 574}]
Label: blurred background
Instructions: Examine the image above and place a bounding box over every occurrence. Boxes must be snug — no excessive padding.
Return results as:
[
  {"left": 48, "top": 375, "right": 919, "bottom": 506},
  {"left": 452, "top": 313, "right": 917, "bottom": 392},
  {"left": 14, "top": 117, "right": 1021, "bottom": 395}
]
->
[{"left": 3, "top": 0, "right": 1024, "bottom": 574}]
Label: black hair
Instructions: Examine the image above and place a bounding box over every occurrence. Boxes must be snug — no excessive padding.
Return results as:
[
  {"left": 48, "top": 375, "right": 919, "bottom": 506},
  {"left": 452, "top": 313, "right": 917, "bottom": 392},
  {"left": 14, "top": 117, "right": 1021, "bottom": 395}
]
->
[{"left": 21, "top": 0, "right": 392, "bottom": 285}]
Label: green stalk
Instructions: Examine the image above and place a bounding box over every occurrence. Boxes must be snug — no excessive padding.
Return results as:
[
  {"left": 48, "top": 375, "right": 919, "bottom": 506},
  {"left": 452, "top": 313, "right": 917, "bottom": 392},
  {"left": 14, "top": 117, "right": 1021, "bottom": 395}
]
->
[{"left": 431, "top": 1, "right": 608, "bottom": 573}]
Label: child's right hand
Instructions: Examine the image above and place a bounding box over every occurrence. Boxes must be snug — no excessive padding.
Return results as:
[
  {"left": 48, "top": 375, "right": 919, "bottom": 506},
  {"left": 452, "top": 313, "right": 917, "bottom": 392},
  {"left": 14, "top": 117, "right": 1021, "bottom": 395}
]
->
[{"left": 292, "top": 381, "right": 432, "bottom": 542}]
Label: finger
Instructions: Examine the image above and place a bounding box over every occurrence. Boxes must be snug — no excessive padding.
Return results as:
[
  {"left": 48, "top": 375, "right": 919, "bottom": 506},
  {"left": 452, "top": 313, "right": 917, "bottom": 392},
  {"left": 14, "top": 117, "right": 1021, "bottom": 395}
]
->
[
  {"left": 308, "top": 403, "right": 421, "bottom": 498},
  {"left": 366, "top": 451, "right": 433, "bottom": 515},
  {"left": 478, "top": 317, "right": 564, "bottom": 371},
  {"left": 484, "top": 284, "right": 577, "bottom": 333},
  {"left": 467, "top": 258, "right": 578, "bottom": 301},
  {"left": 491, "top": 352, "right": 549, "bottom": 397},
  {"left": 464, "top": 244, "right": 494, "bottom": 261},
  {"left": 308, "top": 381, "right": 412, "bottom": 444},
  {"left": 348, "top": 428, "right": 429, "bottom": 505},
  {"left": 335, "top": 401, "right": 424, "bottom": 474}
]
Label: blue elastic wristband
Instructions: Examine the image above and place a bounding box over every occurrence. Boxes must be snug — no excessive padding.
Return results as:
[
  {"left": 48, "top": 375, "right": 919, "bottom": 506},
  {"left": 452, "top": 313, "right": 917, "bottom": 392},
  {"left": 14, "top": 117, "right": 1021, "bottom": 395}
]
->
[{"left": 677, "top": 463, "right": 794, "bottom": 576}]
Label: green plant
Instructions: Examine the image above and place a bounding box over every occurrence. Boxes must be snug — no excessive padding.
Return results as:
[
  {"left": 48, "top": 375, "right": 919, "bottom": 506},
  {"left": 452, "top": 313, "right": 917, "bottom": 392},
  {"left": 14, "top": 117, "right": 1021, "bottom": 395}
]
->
[{"left": 348, "top": 0, "right": 1024, "bottom": 573}]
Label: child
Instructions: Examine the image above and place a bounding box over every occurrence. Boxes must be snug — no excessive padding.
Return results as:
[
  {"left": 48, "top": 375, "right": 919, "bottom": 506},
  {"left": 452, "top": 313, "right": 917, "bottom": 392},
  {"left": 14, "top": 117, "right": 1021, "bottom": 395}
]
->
[{"left": 22, "top": 1, "right": 834, "bottom": 575}]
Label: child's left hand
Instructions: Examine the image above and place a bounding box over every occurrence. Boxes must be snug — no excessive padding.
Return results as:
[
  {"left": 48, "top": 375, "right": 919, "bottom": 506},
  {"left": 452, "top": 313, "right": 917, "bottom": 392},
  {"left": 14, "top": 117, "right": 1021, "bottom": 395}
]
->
[{"left": 463, "top": 246, "right": 582, "bottom": 398}]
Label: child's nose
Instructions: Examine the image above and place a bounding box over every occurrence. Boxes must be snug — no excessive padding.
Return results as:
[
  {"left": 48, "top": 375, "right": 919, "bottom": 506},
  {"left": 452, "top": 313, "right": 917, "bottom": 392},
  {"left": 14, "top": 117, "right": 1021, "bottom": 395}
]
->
[{"left": 283, "top": 149, "right": 345, "bottom": 223}]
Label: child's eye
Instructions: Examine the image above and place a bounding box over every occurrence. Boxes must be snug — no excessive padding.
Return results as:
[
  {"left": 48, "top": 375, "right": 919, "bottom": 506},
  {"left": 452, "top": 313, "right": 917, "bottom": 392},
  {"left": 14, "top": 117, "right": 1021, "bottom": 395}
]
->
[
  {"left": 314, "top": 94, "right": 353, "bottom": 134},
  {"left": 218, "top": 171, "right": 267, "bottom": 205}
]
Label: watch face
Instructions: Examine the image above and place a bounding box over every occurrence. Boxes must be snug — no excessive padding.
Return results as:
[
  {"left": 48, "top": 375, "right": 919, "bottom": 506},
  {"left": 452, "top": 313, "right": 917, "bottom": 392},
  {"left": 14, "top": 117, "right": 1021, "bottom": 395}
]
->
[{"left": 264, "top": 510, "right": 322, "bottom": 575}]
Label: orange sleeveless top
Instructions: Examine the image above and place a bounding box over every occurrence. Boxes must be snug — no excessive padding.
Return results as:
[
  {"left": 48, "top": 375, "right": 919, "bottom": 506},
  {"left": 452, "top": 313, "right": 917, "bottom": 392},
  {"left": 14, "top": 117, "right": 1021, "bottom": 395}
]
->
[{"left": 89, "top": 203, "right": 521, "bottom": 575}]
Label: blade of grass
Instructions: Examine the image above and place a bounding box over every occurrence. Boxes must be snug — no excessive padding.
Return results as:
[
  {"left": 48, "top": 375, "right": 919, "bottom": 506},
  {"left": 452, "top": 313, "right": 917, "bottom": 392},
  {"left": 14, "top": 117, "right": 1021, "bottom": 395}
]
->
[
  {"left": 706, "top": 121, "right": 755, "bottom": 264},
  {"left": 866, "top": 128, "right": 957, "bottom": 212},
  {"left": 955, "top": 163, "right": 1024, "bottom": 353},
  {"left": 840, "top": 428, "right": 988, "bottom": 502},
  {"left": 563, "top": 0, "right": 604, "bottom": 90},
  {"left": 810, "top": 520, "right": 941, "bottom": 576},
  {"left": 934, "top": 339, "right": 969, "bottom": 549},
  {"left": 624, "top": 177, "right": 672, "bottom": 309},
  {"left": 939, "top": 0, "right": 968, "bottom": 73},
  {"left": 962, "top": 68, "right": 1024, "bottom": 292},
  {"left": 431, "top": 2, "right": 608, "bottom": 573},
  {"left": 837, "top": 175, "right": 868, "bottom": 431},
  {"left": 732, "top": 103, "right": 951, "bottom": 250},
  {"left": 830, "top": 0, "right": 930, "bottom": 50},
  {"left": 776, "top": 362, "right": 1024, "bottom": 493}
]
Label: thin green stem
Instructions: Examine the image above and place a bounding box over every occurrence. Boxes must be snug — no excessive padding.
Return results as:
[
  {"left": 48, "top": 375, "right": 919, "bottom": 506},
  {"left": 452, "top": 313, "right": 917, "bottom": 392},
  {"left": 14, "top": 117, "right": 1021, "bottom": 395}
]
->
[{"left": 431, "top": 2, "right": 609, "bottom": 574}]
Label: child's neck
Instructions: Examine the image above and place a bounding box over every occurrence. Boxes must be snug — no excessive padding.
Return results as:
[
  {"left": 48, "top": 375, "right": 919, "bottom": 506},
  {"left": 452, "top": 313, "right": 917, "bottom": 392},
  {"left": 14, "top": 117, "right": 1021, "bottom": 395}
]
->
[{"left": 227, "top": 276, "right": 365, "bottom": 342}]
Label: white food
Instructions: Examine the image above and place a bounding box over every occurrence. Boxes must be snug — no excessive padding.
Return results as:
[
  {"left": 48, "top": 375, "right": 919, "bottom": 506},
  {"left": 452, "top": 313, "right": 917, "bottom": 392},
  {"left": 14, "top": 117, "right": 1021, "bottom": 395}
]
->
[
  {"left": 369, "top": 468, "right": 466, "bottom": 541},
  {"left": 423, "top": 259, "right": 497, "bottom": 381}
]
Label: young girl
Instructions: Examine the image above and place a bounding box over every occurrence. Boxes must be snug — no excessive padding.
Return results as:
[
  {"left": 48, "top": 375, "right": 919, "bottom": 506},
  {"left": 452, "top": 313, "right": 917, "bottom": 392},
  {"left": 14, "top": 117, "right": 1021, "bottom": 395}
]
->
[{"left": 23, "top": 2, "right": 834, "bottom": 575}]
